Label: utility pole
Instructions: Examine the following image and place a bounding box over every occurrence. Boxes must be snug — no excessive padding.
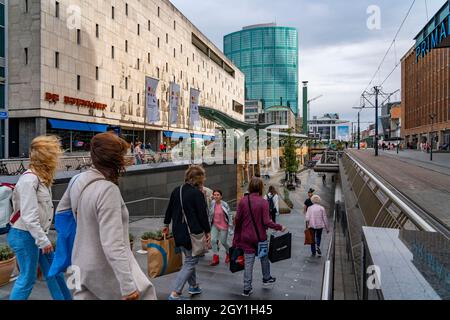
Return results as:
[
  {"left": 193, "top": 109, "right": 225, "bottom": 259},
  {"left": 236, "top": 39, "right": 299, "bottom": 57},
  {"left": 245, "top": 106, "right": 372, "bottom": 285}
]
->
[
  {"left": 357, "top": 111, "right": 361, "bottom": 150},
  {"left": 430, "top": 113, "right": 436, "bottom": 162},
  {"left": 374, "top": 86, "right": 380, "bottom": 157}
]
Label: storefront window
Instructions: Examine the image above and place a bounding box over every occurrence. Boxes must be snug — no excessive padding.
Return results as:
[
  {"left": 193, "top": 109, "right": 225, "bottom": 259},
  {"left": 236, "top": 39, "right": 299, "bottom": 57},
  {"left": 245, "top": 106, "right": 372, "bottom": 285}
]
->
[{"left": 47, "top": 128, "right": 98, "bottom": 153}]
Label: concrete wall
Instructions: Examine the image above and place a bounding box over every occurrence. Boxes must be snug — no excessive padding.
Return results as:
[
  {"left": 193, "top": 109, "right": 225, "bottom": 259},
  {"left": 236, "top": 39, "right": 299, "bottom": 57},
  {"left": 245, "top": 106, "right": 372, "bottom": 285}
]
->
[{"left": 49, "top": 163, "right": 237, "bottom": 218}]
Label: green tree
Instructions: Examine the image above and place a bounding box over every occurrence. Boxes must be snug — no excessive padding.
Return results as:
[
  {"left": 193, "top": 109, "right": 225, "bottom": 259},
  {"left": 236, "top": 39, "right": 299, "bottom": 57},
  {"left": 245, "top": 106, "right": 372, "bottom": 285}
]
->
[{"left": 284, "top": 129, "right": 299, "bottom": 175}]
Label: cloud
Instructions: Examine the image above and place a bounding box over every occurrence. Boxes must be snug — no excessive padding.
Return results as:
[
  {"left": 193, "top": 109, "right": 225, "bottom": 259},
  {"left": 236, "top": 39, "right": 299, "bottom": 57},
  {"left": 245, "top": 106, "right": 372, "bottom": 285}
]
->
[{"left": 170, "top": 0, "right": 447, "bottom": 129}]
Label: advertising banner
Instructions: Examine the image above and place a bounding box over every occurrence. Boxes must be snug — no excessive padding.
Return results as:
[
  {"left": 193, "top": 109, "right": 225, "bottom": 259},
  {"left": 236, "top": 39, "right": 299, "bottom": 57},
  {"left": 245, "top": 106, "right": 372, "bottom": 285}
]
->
[
  {"left": 146, "top": 77, "right": 160, "bottom": 123},
  {"left": 189, "top": 88, "right": 201, "bottom": 128},
  {"left": 169, "top": 82, "right": 180, "bottom": 126}
]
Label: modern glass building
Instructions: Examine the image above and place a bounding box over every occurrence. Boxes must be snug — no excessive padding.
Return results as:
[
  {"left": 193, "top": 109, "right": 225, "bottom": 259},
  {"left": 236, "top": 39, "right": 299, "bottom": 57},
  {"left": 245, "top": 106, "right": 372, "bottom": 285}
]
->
[
  {"left": 0, "top": 0, "right": 6, "bottom": 159},
  {"left": 224, "top": 23, "right": 299, "bottom": 116}
]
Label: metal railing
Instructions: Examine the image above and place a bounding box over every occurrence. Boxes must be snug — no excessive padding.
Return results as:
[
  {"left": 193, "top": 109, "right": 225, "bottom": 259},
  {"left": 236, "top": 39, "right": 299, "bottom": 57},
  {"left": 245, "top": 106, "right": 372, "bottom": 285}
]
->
[
  {"left": 341, "top": 152, "right": 436, "bottom": 232},
  {"left": 0, "top": 152, "right": 173, "bottom": 176},
  {"left": 53, "top": 196, "right": 170, "bottom": 218},
  {"left": 321, "top": 207, "right": 336, "bottom": 300}
]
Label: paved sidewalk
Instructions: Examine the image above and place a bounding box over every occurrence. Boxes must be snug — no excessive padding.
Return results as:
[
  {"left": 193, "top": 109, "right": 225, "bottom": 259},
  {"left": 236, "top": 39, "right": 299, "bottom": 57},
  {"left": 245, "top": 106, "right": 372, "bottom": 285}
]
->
[
  {"left": 379, "top": 149, "right": 450, "bottom": 175},
  {"left": 0, "top": 170, "right": 334, "bottom": 300}
]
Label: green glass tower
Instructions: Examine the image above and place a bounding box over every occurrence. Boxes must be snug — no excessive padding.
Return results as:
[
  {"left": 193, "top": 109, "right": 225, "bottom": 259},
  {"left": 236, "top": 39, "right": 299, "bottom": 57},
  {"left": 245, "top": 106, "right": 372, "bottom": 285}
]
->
[{"left": 224, "top": 23, "right": 298, "bottom": 116}]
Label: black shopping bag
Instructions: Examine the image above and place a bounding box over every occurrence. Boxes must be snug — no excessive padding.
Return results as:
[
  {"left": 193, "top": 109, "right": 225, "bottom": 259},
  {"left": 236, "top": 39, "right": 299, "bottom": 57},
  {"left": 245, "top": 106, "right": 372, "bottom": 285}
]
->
[
  {"left": 229, "top": 247, "right": 245, "bottom": 273},
  {"left": 268, "top": 232, "right": 292, "bottom": 263}
]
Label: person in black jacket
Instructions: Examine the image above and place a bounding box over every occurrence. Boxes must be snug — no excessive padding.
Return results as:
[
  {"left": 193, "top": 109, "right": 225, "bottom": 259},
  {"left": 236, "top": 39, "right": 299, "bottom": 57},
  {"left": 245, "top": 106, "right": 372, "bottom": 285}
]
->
[{"left": 163, "top": 165, "right": 211, "bottom": 300}]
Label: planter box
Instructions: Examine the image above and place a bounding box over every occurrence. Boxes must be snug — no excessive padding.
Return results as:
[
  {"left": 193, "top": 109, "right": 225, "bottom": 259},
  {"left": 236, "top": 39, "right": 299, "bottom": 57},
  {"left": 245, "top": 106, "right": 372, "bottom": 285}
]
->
[
  {"left": 141, "top": 238, "right": 150, "bottom": 251},
  {"left": 0, "top": 256, "right": 16, "bottom": 287}
]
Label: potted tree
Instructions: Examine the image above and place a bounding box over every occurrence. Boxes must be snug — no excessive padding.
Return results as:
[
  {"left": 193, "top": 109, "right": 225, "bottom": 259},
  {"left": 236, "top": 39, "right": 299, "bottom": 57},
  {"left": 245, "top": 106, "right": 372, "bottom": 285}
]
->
[
  {"left": 140, "top": 230, "right": 173, "bottom": 250},
  {"left": 129, "top": 233, "right": 135, "bottom": 251},
  {"left": 0, "top": 246, "right": 16, "bottom": 287}
]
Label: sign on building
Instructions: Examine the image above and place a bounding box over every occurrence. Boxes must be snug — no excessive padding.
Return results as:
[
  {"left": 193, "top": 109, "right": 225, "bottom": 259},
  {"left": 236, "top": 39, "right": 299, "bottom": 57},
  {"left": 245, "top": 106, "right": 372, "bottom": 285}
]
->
[{"left": 146, "top": 77, "right": 160, "bottom": 123}]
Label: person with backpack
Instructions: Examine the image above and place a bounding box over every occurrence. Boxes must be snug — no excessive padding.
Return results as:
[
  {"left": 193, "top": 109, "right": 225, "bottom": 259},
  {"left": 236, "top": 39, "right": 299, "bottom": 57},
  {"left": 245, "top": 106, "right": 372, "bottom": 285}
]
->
[
  {"left": 209, "top": 190, "right": 232, "bottom": 266},
  {"left": 56, "top": 132, "right": 156, "bottom": 300},
  {"left": 264, "top": 186, "right": 279, "bottom": 223},
  {"left": 232, "top": 177, "right": 287, "bottom": 297},
  {"left": 162, "top": 165, "right": 211, "bottom": 300},
  {"left": 6, "top": 135, "right": 71, "bottom": 300}
]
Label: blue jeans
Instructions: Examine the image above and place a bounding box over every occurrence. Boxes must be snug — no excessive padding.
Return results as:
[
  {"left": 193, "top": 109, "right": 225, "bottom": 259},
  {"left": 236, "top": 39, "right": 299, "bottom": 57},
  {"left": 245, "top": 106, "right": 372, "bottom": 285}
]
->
[
  {"left": 7, "top": 228, "right": 72, "bottom": 300},
  {"left": 243, "top": 253, "right": 271, "bottom": 291},
  {"left": 310, "top": 228, "right": 323, "bottom": 255},
  {"left": 211, "top": 225, "right": 230, "bottom": 254},
  {"left": 173, "top": 248, "right": 199, "bottom": 294}
]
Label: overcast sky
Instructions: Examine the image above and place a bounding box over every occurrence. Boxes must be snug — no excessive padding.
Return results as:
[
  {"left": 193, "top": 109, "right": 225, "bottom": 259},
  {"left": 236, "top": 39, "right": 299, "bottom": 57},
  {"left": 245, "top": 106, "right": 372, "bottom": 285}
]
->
[{"left": 171, "top": 0, "right": 446, "bottom": 129}]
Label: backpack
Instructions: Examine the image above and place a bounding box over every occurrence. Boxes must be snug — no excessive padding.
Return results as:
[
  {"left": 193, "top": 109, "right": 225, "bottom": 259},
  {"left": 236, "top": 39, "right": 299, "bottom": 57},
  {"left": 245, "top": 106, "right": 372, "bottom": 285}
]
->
[
  {"left": 267, "top": 194, "right": 277, "bottom": 216},
  {"left": 0, "top": 183, "right": 15, "bottom": 234},
  {"left": 0, "top": 172, "right": 38, "bottom": 235}
]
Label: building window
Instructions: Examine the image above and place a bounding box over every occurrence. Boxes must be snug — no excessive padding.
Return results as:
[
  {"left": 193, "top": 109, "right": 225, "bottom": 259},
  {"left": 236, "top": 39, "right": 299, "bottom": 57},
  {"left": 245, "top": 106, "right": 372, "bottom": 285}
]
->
[
  {"left": 180, "top": 44, "right": 183, "bottom": 53},
  {"left": 96, "top": 24, "right": 99, "bottom": 38},
  {"left": 148, "top": 52, "right": 151, "bottom": 64},
  {"left": 156, "top": 67, "right": 160, "bottom": 79},
  {"left": 111, "top": 86, "right": 115, "bottom": 99},
  {"left": 125, "top": 40, "right": 128, "bottom": 52},
  {"left": 77, "top": 29, "right": 81, "bottom": 45},
  {"left": 173, "top": 48, "right": 176, "bottom": 58},
  {"left": 148, "top": 20, "right": 151, "bottom": 31},
  {"left": 55, "top": 52, "right": 59, "bottom": 68},
  {"left": 126, "top": 3, "right": 128, "bottom": 16},
  {"left": 157, "top": 37, "right": 160, "bottom": 48},
  {"left": 157, "top": 6, "right": 160, "bottom": 17},
  {"left": 125, "top": 77, "right": 128, "bottom": 90},
  {"left": 174, "top": 20, "right": 176, "bottom": 30},
  {"left": 112, "top": 6, "right": 115, "bottom": 19},
  {"left": 111, "top": 46, "right": 115, "bottom": 59},
  {"left": 166, "top": 33, "right": 168, "bottom": 44},
  {"left": 187, "top": 57, "right": 189, "bottom": 66},
  {"left": 24, "top": 48, "right": 28, "bottom": 65},
  {"left": 77, "top": 75, "right": 81, "bottom": 91},
  {"left": 166, "top": 62, "right": 168, "bottom": 72},
  {"left": 137, "top": 59, "right": 140, "bottom": 70},
  {"left": 180, "top": 70, "right": 183, "bottom": 80},
  {"left": 25, "top": 0, "right": 28, "bottom": 13},
  {"left": 192, "top": 53, "right": 194, "bottom": 62},
  {"left": 96, "top": 66, "right": 99, "bottom": 80},
  {"left": 55, "top": 1, "right": 60, "bottom": 18},
  {"left": 137, "top": 24, "right": 140, "bottom": 36},
  {"left": 137, "top": 93, "right": 140, "bottom": 105}
]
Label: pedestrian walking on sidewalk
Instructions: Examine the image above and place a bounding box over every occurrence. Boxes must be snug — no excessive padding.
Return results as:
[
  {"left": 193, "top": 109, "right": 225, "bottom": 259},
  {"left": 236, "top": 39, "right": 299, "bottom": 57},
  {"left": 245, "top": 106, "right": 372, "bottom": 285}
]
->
[
  {"left": 233, "top": 177, "right": 286, "bottom": 297},
  {"left": 264, "top": 186, "right": 279, "bottom": 223},
  {"left": 163, "top": 165, "right": 211, "bottom": 300},
  {"left": 305, "top": 195, "right": 329, "bottom": 257},
  {"left": 134, "top": 141, "right": 144, "bottom": 165},
  {"left": 209, "top": 190, "right": 232, "bottom": 266},
  {"left": 304, "top": 188, "right": 315, "bottom": 214},
  {"left": 58, "top": 133, "right": 156, "bottom": 300},
  {"left": 8, "top": 135, "right": 72, "bottom": 300}
]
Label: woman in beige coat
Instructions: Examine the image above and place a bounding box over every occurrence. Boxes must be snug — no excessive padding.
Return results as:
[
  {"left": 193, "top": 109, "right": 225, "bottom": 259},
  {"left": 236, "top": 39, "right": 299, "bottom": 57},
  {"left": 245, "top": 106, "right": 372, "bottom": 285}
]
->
[{"left": 57, "top": 132, "right": 156, "bottom": 300}]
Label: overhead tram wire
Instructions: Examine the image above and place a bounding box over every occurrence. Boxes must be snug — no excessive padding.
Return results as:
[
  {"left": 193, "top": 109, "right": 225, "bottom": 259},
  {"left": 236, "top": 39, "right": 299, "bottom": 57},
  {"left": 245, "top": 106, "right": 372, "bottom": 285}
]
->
[{"left": 360, "top": 0, "right": 417, "bottom": 94}]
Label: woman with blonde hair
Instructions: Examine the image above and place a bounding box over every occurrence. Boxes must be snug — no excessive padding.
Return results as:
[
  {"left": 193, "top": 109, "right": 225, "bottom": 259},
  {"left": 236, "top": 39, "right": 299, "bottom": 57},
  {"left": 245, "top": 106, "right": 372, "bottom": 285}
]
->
[
  {"left": 8, "top": 135, "right": 71, "bottom": 300},
  {"left": 163, "top": 165, "right": 211, "bottom": 300},
  {"left": 56, "top": 132, "right": 156, "bottom": 300},
  {"left": 305, "top": 195, "right": 329, "bottom": 257}
]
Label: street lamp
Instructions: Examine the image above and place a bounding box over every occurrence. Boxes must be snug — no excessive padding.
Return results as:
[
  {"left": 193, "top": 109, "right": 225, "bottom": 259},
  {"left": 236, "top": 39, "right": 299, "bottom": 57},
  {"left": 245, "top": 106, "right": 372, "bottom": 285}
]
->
[{"left": 429, "top": 113, "right": 436, "bottom": 161}]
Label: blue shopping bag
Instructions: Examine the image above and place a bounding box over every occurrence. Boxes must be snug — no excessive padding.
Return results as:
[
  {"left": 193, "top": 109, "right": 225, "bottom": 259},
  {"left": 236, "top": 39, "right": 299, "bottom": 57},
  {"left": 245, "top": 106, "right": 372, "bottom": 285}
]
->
[{"left": 47, "top": 210, "right": 76, "bottom": 278}]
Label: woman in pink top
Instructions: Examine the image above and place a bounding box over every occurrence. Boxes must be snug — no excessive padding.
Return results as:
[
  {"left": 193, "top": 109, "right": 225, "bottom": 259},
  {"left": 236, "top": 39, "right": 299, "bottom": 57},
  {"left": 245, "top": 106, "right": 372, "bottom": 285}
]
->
[
  {"left": 305, "top": 195, "right": 329, "bottom": 257},
  {"left": 209, "top": 190, "right": 232, "bottom": 266}
]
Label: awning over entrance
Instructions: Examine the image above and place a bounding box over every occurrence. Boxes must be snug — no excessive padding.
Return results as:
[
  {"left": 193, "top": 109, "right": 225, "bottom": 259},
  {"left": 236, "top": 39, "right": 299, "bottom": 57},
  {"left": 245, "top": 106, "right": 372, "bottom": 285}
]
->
[
  {"left": 48, "top": 119, "right": 108, "bottom": 133},
  {"left": 199, "top": 105, "right": 272, "bottom": 131}
]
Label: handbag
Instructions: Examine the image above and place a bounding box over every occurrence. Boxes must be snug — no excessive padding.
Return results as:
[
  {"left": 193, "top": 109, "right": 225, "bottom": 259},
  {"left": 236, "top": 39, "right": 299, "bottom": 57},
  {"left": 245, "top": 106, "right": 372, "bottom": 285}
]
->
[
  {"left": 147, "top": 234, "right": 182, "bottom": 278},
  {"left": 180, "top": 185, "right": 210, "bottom": 257},
  {"left": 229, "top": 246, "right": 245, "bottom": 273},
  {"left": 247, "top": 195, "right": 268, "bottom": 259},
  {"left": 304, "top": 228, "right": 315, "bottom": 245},
  {"left": 268, "top": 232, "right": 292, "bottom": 263},
  {"left": 48, "top": 176, "right": 104, "bottom": 277}
]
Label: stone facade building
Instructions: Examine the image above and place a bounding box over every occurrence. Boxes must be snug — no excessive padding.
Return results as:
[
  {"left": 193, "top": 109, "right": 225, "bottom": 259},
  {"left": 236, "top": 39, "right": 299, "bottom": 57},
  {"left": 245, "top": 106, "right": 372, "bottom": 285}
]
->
[{"left": 8, "top": 0, "right": 244, "bottom": 156}]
